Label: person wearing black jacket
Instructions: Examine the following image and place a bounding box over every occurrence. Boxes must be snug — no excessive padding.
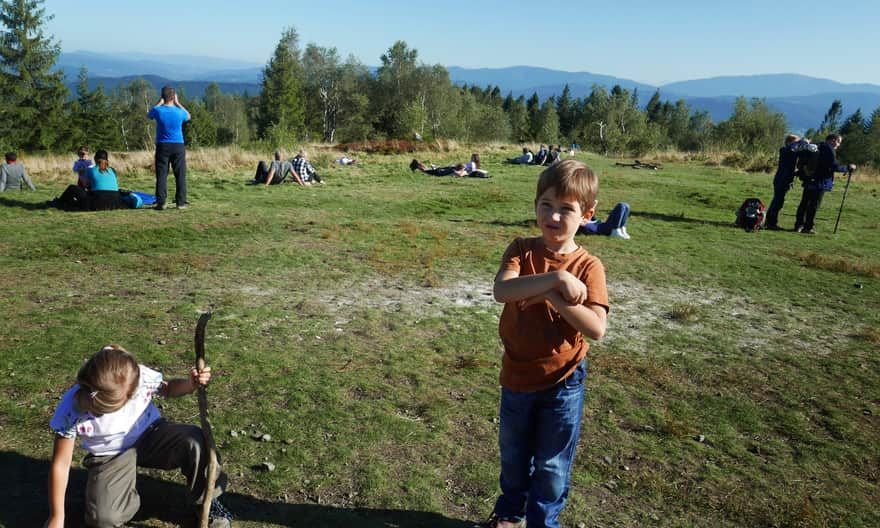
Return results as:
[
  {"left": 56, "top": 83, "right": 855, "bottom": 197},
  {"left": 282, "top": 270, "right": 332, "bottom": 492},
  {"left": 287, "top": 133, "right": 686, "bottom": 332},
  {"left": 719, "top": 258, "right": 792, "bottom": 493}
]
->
[{"left": 793, "top": 134, "right": 856, "bottom": 234}]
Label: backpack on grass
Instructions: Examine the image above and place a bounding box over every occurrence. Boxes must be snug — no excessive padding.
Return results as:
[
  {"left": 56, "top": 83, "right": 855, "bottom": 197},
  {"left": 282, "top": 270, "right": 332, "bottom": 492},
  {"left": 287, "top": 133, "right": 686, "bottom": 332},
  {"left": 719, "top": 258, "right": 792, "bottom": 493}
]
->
[{"left": 735, "top": 198, "right": 765, "bottom": 232}]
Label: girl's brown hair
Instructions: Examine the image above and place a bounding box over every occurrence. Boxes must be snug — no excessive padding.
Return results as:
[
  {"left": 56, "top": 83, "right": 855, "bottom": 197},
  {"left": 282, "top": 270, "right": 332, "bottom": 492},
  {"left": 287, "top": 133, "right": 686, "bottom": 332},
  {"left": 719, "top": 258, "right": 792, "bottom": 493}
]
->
[{"left": 76, "top": 345, "right": 140, "bottom": 415}]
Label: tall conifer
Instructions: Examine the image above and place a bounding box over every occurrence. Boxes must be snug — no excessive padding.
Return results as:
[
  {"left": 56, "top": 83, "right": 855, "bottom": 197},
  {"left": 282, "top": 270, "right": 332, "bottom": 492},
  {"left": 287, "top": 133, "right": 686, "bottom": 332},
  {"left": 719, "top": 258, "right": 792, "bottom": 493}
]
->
[{"left": 0, "top": 0, "right": 68, "bottom": 150}]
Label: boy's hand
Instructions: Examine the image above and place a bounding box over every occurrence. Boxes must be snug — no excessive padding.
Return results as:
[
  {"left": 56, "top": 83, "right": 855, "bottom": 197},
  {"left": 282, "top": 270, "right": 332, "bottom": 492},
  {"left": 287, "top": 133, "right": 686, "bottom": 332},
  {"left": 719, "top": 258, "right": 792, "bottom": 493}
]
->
[
  {"left": 45, "top": 516, "right": 64, "bottom": 528},
  {"left": 518, "top": 294, "right": 549, "bottom": 311},
  {"left": 556, "top": 270, "right": 587, "bottom": 305},
  {"left": 191, "top": 366, "right": 212, "bottom": 387}
]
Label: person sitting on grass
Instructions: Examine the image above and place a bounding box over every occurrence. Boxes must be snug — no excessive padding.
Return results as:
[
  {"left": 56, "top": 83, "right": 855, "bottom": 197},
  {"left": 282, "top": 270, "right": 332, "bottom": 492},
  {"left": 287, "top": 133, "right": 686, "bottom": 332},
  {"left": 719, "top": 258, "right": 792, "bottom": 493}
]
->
[
  {"left": 291, "top": 150, "right": 324, "bottom": 186},
  {"left": 505, "top": 147, "right": 534, "bottom": 165},
  {"left": 578, "top": 201, "right": 631, "bottom": 239},
  {"left": 0, "top": 151, "right": 36, "bottom": 192},
  {"left": 409, "top": 153, "right": 490, "bottom": 178},
  {"left": 51, "top": 150, "right": 122, "bottom": 211},
  {"left": 534, "top": 144, "right": 549, "bottom": 165},
  {"left": 45, "top": 344, "right": 233, "bottom": 528},
  {"left": 253, "top": 150, "right": 295, "bottom": 186},
  {"left": 480, "top": 159, "right": 608, "bottom": 528},
  {"left": 73, "top": 146, "right": 94, "bottom": 189}
]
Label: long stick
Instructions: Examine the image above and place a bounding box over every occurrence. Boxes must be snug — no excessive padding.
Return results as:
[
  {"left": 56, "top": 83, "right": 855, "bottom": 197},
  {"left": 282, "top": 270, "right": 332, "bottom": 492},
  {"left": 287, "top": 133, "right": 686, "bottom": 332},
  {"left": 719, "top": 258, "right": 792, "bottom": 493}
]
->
[
  {"left": 195, "top": 311, "right": 218, "bottom": 528},
  {"left": 833, "top": 171, "right": 854, "bottom": 234}
]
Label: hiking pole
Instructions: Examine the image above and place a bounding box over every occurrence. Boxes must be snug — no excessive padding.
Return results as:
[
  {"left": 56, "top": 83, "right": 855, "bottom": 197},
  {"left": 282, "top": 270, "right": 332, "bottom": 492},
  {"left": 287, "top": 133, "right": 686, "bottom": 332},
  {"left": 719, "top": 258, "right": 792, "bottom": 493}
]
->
[
  {"left": 194, "top": 310, "right": 218, "bottom": 528},
  {"left": 833, "top": 169, "right": 855, "bottom": 234}
]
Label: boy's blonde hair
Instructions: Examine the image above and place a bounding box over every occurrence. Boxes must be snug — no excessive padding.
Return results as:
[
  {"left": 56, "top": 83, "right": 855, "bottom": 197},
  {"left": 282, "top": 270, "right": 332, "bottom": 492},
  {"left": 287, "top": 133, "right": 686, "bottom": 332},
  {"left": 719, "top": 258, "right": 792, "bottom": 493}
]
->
[
  {"left": 535, "top": 159, "right": 599, "bottom": 212},
  {"left": 76, "top": 344, "right": 140, "bottom": 415}
]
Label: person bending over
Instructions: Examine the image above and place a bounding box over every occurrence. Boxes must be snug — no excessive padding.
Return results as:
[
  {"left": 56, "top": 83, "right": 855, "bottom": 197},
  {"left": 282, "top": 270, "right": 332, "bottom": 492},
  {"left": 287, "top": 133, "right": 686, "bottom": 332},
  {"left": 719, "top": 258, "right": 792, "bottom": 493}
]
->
[{"left": 45, "top": 344, "right": 233, "bottom": 528}]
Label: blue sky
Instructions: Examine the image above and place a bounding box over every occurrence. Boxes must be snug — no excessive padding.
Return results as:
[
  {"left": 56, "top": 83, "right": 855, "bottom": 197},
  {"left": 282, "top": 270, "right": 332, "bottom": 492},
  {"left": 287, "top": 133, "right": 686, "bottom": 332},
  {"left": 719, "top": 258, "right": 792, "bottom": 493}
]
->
[{"left": 45, "top": 0, "right": 880, "bottom": 85}]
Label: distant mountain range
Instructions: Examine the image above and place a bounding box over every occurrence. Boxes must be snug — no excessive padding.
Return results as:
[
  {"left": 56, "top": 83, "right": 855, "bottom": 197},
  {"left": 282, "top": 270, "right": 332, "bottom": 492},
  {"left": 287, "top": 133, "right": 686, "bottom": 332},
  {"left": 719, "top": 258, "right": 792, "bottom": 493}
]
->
[{"left": 57, "top": 51, "right": 880, "bottom": 132}]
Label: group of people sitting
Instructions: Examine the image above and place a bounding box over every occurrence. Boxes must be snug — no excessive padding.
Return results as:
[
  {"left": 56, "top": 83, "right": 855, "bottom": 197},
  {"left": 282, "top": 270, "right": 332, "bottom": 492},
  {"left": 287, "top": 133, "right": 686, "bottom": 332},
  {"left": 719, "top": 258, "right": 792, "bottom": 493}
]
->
[
  {"left": 506, "top": 144, "right": 565, "bottom": 166},
  {"left": 49, "top": 147, "right": 148, "bottom": 211},
  {"left": 252, "top": 150, "right": 326, "bottom": 186},
  {"left": 409, "top": 153, "right": 490, "bottom": 178}
]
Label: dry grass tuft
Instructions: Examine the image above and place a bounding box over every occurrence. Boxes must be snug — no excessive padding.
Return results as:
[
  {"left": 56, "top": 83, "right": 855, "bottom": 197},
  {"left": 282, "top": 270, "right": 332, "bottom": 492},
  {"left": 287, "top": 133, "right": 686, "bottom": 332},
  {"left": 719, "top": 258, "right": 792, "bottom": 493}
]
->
[
  {"left": 669, "top": 302, "right": 701, "bottom": 322},
  {"left": 856, "top": 326, "right": 880, "bottom": 345},
  {"left": 795, "top": 251, "right": 880, "bottom": 278}
]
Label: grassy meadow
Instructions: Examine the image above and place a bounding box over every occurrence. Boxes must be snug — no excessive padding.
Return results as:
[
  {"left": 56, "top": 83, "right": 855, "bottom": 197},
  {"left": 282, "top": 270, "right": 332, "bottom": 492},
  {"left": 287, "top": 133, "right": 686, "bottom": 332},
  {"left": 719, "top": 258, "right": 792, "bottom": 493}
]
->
[{"left": 0, "top": 146, "right": 878, "bottom": 527}]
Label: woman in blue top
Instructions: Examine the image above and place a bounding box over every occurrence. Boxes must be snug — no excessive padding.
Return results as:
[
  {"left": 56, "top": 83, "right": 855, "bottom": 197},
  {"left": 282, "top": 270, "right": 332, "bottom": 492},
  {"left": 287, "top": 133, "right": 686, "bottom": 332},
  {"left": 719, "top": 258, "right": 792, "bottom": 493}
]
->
[{"left": 87, "top": 150, "right": 121, "bottom": 210}]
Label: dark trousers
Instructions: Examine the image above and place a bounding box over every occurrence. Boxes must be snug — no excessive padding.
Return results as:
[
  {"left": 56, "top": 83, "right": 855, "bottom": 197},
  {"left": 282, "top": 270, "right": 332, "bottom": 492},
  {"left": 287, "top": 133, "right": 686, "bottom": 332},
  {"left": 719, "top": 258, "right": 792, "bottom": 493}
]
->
[
  {"left": 155, "top": 142, "right": 187, "bottom": 206},
  {"left": 795, "top": 187, "right": 825, "bottom": 231},
  {"left": 254, "top": 161, "right": 270, "bottom": 183},
  {"left": 89, "top": 190, "right": 122, "bottom": 211},
  {"left": 56, "top": 185, "right": 89, "bottom": 210},
  {"left": 765, "top": 181, "right": 792, "bottom": 227},
  {"left": 82, "top": 419, "right": 227, "bottom": 528},
  {"left": 425, "top": 166, "right": 458, "bottom": 176}
]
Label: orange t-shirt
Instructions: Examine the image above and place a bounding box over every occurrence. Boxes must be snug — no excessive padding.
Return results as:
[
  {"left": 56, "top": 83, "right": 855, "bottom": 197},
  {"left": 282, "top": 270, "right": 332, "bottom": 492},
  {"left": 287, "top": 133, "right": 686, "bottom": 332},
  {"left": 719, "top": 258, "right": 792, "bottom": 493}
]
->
[{"left": 498, "top": 237, "right": 609, "bottom": 392}]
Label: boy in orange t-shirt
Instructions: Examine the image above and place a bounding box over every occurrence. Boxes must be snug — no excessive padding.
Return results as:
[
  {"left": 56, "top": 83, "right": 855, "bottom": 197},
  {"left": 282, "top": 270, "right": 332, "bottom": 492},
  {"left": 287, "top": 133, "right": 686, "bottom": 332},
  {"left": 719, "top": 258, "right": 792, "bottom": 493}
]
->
[{"left": 479, "top": 160, "right": 609, "bottom": 528}]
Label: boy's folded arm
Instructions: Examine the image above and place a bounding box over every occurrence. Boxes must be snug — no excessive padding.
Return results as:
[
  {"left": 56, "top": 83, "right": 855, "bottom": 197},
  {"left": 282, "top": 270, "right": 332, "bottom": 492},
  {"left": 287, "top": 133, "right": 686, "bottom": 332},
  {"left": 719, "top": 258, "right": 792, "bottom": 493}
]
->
[
  {"left": 494, "top": 270, "right": 569, "bottom": 303},
  {"left": 546, "top": 290, "right": 607, "bottom": 340}
]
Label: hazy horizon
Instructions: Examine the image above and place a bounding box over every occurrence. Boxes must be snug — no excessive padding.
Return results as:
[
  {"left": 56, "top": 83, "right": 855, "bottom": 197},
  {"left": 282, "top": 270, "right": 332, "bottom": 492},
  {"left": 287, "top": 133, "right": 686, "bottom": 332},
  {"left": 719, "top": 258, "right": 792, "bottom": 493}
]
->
[{"left": 44, "top": 0, "right": 880, "bottom": 86}]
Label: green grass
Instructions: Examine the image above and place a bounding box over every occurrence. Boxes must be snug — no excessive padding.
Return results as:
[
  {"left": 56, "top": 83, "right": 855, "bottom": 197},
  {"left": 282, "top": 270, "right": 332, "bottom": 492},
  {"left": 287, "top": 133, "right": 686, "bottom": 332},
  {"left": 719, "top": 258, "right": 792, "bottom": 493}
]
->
[{"left": 1, "top": 150, "right": 878, "bottom": 527}]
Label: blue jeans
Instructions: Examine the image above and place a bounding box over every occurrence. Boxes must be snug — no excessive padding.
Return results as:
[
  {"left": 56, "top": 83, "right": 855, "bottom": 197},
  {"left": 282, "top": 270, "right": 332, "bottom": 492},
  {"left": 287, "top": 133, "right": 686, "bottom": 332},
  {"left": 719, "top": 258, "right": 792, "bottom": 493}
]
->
[
  {"left": 493, "top": 360, "right": 587, "bottom": 528},
  {"left": 597, "top": 202, "right": 630, "bottom": 235}
]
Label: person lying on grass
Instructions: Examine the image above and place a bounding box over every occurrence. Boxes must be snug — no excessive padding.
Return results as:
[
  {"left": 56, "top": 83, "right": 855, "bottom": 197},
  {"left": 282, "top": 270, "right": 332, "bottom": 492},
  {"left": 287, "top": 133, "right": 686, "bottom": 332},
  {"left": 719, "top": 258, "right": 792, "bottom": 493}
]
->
[
  {"left": 409, "top": 153, "right": 490, "bottom": 178},
  {"left": 578, "top": 201, "right": 631, "bottom": 239},
  {"left": 46, "top": 344, "right": 233, "bottom": 528},
  {"left": 480, "top": 159, "right": 609, "bottom": 528}
]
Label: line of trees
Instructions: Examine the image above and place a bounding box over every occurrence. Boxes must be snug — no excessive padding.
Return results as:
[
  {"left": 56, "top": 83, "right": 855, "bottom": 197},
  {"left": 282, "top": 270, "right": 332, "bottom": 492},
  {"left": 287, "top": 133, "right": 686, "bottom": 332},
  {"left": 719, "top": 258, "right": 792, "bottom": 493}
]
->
[{"left": 2, "top": 1, "right": 879, "bottom": 169}]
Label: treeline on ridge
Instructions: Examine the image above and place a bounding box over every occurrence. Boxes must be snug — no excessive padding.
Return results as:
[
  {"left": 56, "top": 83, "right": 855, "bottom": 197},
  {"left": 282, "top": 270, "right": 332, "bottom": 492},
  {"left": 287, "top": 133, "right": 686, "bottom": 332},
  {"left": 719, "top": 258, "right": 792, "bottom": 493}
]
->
[{"left": 2, "top": 2, "right": 880, "bottom": 170}]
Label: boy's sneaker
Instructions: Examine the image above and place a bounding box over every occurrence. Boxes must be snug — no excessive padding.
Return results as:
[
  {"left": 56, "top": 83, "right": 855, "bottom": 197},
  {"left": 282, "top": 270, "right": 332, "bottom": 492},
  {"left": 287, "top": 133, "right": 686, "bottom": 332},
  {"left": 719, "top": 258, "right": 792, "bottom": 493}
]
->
[
  {"left": 610, "top": 227, "right": 629, "bottom": 239},
  {"left": 621, "top": 226, "right": 631, "bottom": 238},
  {"left": 473, "top": 512, "right": 525, "bottom": 528},
  {"left": 198, "top": 498, "right": 234, "bottom": 528}
]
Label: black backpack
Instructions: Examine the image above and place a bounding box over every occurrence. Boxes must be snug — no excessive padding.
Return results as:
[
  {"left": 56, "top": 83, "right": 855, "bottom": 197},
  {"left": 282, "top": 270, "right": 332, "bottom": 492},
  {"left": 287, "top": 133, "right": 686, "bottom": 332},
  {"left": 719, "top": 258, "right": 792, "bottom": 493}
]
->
[
  {"left": 796, "top": 147, "right": 820, "bottom": 182},
  {"left": 735, "top": 198, "right": 765, "bottom": 232}
]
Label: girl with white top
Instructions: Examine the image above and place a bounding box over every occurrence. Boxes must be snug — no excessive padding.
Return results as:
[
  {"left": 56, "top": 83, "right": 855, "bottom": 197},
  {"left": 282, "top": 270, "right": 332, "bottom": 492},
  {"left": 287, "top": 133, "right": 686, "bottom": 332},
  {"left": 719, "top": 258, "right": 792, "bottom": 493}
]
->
[{"left": 46, "top": 345, "right": 233, "bottom": 528}]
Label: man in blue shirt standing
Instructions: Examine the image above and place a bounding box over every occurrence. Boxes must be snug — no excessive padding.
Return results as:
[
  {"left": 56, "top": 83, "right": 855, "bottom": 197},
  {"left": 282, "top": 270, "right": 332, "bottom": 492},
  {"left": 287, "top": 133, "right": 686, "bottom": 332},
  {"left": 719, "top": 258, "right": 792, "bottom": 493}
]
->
[{"left": 149, "top": 86, "right": 191, "bottom": 210}]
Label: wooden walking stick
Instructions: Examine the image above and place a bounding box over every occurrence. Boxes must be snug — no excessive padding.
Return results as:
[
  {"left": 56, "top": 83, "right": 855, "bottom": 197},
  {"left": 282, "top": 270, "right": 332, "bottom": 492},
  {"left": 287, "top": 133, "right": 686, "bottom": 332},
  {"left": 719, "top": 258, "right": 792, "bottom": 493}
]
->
[{"left": 195, "top": 311, "right": 218, "bottom": 528}]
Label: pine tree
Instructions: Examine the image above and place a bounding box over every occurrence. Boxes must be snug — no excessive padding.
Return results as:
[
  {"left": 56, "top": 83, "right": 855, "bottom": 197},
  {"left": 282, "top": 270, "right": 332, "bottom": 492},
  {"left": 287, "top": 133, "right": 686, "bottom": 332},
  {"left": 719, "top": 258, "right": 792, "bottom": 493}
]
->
[
  {"left": 257, "top": 27, "right": 305, "bottom": 144},
  {"left": 70, "top": 67, "right": 117, "bottom": 150},
  {"left": 0, "top": 0, "right": 68, "bottom": 150}
]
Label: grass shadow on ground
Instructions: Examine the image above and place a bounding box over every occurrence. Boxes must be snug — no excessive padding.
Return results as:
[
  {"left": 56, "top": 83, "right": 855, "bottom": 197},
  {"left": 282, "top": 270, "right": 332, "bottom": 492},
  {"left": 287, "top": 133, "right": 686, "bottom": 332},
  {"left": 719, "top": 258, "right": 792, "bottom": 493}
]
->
[
  {"left": 631, "top": 210, "right": 733, "bottom": 228},
  {"left": 0, "top": 195, "right": 52, "bottom": 210},
  {"left": 1, "top": 451, "right": 474, "bottom": 528}
]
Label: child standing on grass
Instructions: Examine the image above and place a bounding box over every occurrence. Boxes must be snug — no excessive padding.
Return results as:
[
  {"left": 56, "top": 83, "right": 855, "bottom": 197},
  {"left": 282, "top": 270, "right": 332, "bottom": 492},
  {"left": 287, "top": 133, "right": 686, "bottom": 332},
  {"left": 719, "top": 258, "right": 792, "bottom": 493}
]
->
[
  {"left": 73, "top": 146, "right": 94, "bottom": 189},
  {"left": 46, "top": 345, "right": 233, "bottom": 528},
  {"left": 479, "top": 159, "right": 609, "bottom": 528}
]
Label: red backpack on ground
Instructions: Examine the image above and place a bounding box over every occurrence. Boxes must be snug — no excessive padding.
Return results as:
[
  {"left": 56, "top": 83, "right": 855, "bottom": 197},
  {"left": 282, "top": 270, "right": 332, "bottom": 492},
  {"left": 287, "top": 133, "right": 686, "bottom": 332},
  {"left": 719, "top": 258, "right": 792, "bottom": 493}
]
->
[{"left": 735, "top": 198, "right": 765, "bottom": 232}]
